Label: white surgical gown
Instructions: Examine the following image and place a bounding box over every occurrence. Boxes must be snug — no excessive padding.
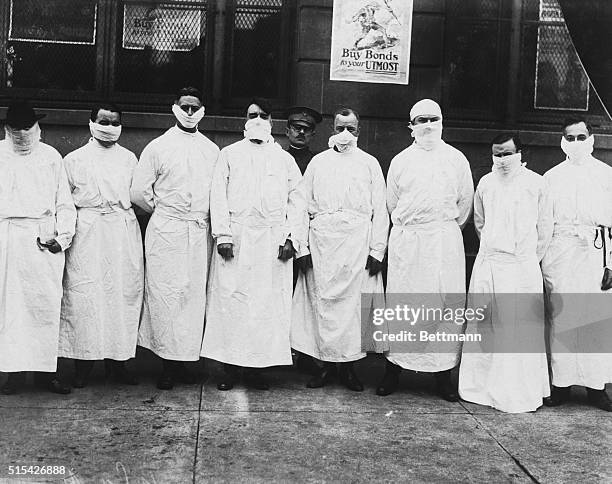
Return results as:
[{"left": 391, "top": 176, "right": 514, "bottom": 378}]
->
[
  {"left": 291, "top": 147, "right": 389, "bottom": 362},
  {"left": 0, "top": 140, "right": 76, "bottom": 372},
  {"left": 459, "top": 166, "right": 553, "bottom": 413},
  {"left": 130, "top": 126, "right": 219, "bottom": 361},
  {"left": 59, "top": 139, "right": 144, "bottom": 361},
  {"left": 385, "top": 141, "right": 474, "bottom": 372},
  {"left": 542, "top": 155, "right": 612, "bottom": 389},
  {"left": 202, "top": 138, "right": 301, "bottom": 367}
]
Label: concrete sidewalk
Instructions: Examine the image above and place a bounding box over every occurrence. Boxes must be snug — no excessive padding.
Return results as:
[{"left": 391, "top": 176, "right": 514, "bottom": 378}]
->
[{"left": 0, "top": 351, "right": 610, "bottom": 483}]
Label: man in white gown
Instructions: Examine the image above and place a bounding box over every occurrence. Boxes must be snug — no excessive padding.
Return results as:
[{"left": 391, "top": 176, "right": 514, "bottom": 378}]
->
[
  {"left": 459, "top": 133, "right": 553, "bottom": 413},
  {"left": 202, "top": 98, "right": 301, "bottom": 391},
  {"left": 131, "top": 87, "right": 219, "bottom": 390},
  {"left": 542, "top": 117, "right": 612, "bottom": 412},
  {"left": 291, "top": 107, "right": 389, "bottom": 392},
  {"left": 59, "top": 103, "right": 144, "bottom": 388},
  {"left": 376, "top": 99, "right": 474, "bottom": 401},
  {"left": 0, "top": 100, "right": 76, "bottom": 395}
]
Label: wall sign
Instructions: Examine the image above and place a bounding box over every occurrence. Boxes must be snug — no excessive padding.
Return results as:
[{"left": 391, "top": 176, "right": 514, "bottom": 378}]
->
[
  {"left": 122, "top": 4, "right": 202, "bottom": 52},
  {"left": 9, "top": 0, "right": 97, "bottom": 45},
  {"left": 330, "top": 0, "right": 413, "bottom": 84}
]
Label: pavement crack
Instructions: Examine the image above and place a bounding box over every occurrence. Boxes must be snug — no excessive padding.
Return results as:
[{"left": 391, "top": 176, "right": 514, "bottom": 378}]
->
[
  {"left": 192, "top": 383, "right": 204, "bottom": 484},
  {"left": 462, "top": 403, "right": 540, "bottom": 484}
]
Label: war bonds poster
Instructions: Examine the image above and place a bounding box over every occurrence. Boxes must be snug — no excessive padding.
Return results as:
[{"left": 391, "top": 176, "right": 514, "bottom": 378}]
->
[{"left": 330, "top": 0, "right": 413, "bottom": 84}]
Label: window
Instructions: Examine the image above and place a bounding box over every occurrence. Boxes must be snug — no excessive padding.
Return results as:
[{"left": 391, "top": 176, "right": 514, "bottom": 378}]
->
[
  {"left": 442, "top": 0, "right": 611, "bottom": 129},
  {"left": 518, "top": 0, "right": 609, "bottom": 126},
  {"left": 532, "top": 0, "right": 588, "bottom": 111},
  {"left": 0, "top": 0, "right": 293, "bottom": 113},
  {"left": 223, "top": 0, "right": 291, "bottom": 112},
  {"left": 3, "top": 0, "right": 99, "bottom": 95},
  {"left": 443, "top": 0, "right": 512, "bottom": 124}
]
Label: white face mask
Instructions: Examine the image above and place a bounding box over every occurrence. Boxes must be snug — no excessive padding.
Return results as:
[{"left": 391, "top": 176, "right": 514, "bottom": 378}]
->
[
  {"left": 89, "top": 120, "right": 121, "bottom": 144},
  {"left": 561, "top": 135, "right": 594, "bottom": 161},
  {"left": 328, "top": 129, "right": 358, "bottom": 153},
  {"left": 6, "top": 123, "right": 41, "bottom": 155},
  {"left": 244, "top": 117, "right": 272, "bottom": 143},
  {"left": 172, "top": 103, "right": 205, "bottom": 129},
  {"left": 492, "top": 152, "right": 523, "bottom": 177},
  {"left": 411, "top": 120, "right": 443, "bottom": 151}
]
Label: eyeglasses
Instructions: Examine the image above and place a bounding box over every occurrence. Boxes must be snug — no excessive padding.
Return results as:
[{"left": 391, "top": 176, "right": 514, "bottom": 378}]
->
[
  {"left": 289, "top": 123, "right": 314, "bottom": 134},
  {"left": 412, "top": 115, "right": 441, "bottom": 125},
  {"left": 179, "top": 105, "right": 201, "bottom": 114},
  {"left": 335, "top": 125, "right": 358, "bottom": 134},
  {"left": 248, "top": 111, "right": 271, "bottom": 120},
  {"left": 564, "top": 134, "right": 589, "bottom": 142}
]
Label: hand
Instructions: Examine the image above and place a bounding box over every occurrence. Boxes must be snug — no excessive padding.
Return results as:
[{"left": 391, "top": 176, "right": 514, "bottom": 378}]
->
[
  {"left": 296, "top": 254, "right": 313, "bottom": 274},
  {"left": 36, "top": 237, "right": 62, "bottom": 254},
  {"left": 365, "top": 255, "right": 383, "bottom": 276},
  {"left": 278, "top": 239, "right": 296, "bottom": 261},
  {"left": 602, "top": 268, "right": 612, "bottom": 290},
  {"left": 217, "top": 242, "right": 234, "bottom": 260}
]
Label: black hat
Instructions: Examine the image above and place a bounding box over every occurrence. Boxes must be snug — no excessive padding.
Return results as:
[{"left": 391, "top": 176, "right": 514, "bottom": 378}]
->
[
  {"left": 286, "top": 106, "right": 323, "bottom": 127},
  {"left": 1, "top": 100, "right": 46, "bottom": 129}
]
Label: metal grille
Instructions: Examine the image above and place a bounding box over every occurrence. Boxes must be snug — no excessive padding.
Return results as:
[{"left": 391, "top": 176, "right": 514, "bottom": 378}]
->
[
  {"left": 520, "top": 0, "right": 592, "bottom": 120},
  {"left": 533, "top": 24, "right": 589, "bottom": 110},
  {"left": 6, "top": 0, "right": 98, "bottom": 91},
  {"left": 532, "top": 1, "right": 589, "bottom": 111},
  {"left": 114, "top": 1, "right": 207, "bottom": 94},
  {"left": 446, "top": 0, "right": 501, "bottom": 19},
  {"left": 229, "top": 0, "right": 284, "bottom": 98}
]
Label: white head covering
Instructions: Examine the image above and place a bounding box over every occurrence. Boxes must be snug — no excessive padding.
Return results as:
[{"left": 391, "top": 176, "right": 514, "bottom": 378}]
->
[{"left": 409, "top": 99, "right": 442, "bottom": 122}]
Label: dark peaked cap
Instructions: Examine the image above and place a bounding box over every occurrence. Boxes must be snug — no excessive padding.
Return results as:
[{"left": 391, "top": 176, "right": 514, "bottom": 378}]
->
[
  {"left": 286, "top": 106, "right": 323, "bottom": 126},
  {"left": 1, "top": 100, "right": 46, "bottom": 129}
]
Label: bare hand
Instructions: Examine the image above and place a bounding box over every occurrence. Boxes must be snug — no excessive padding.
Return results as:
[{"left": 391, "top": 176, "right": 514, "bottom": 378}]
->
[
  {"left": 217, "top": 242, "right": 234, "bottom": 260},
  {"left": 278, "top": 239, "right": 296, "bottom": 261},
  {"left": 365, "top": 255, "right": 383, "bottom": 276},
  {"left": 602, "top": 267, "right": 612, "bottom": 291},
  {"left": 296, "top": 254, "right": 313, "bottom": 274},
  {"left": 36, "top": 237, "right": 62, "bottom": 254}
]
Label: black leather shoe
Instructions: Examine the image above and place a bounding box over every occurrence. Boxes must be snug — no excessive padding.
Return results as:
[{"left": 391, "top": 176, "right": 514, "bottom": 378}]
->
[
  {"left": 34, "top": 373, "right": 71, "bottom": 394},
  {"left": 48, "top": 377, "right": 71, "bottom": 395},
  {"left": 73, "top": 360, "right": 94, "bottom": 388},
  {"left": 339, "top": 363, "right": 364, "bottom": 392},
  {"left": 173, "top": 365, "right": 198, "bottom": 385},
  {"left": 295, "top": 353, "right": 321, "bottom": 376},
  {"left": 217, "top": 374, "right": 236, "bottom": 391},
  {"left": 1, "top": 373, "right": 24, "bottom": 395},
  {"left": 543, "top": 386, "right": 570, "bottom": 407},
  {"left": 307, "top": 363, "right": 336, "bottom": 388},
  {"left": 587, "top": 388, "right": 612, "bottom": 412},
  {"left": 110, "top": 362, "right": 138, "bottom": 386},
  {"left": 217, "top": 380, "right": 234, "bottom": 391},
  {"left": 1, "top": 380, "right": 18, "bottom": 395},
  {"left": 435, "top": 370, "right": 459, "bottom": 402},
  {"left": 156, "top": 372, "right": 174, "bottom": 390},
  {"left": 217, "top": 365, "right": 240, "bottom": 391},
  {"left": 244, "top": 370, "right": 270, "bottom": 391},
  {"left": 376, "top": 362, "right": 401, "bottom": 396},
  {"left": 72, "top": 375, "right": 87, "bottom": 389}
]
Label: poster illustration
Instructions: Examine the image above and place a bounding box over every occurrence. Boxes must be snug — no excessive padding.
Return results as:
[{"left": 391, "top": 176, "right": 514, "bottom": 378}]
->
[{"left": 330, "top": 0, "right": 413, "bottom": 84}]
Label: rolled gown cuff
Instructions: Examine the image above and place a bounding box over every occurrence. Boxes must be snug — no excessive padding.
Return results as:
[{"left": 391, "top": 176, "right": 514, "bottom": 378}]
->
[
  {"left": 55, "top": 234, "right": 72, "bottom": 251},
  {"left": 216, "top": 235, "right": 233, "bottom": 245},
  {"left": 279, "top": 231, "right": 290, "bottom": 247},
  {"left": 369, "top": 249, "right": 385, "bottom": 262},
  {"left": 296, "top": 245, "right": 311, "bottom": 258}
]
